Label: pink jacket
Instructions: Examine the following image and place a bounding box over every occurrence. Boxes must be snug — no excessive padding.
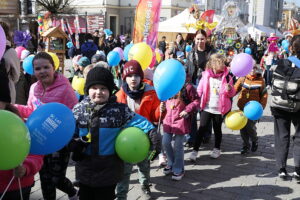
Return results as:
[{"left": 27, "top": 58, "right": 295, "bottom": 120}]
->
[
  {"left": 0, "top": 155, "right": 43, "bottom": 192},
  {"left": 163, "top": 83, "right": 199, "bottom": 135},
  {"left": 197, "top": 68, "right": 235, "bottom": 115},
  {"left": 16, "top": 73, "right": 78, "bottom": 118}
]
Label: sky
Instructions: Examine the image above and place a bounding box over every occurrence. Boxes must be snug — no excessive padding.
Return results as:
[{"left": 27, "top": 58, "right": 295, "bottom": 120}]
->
[{"left": 285, "top": 0, "right": 300, "bottom": 7}]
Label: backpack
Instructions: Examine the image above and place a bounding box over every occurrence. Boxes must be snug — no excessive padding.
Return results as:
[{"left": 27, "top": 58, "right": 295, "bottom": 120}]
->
[
  {"left": 0, "top": 46, "right": 11, "bottom": 102},
  {"left": 271, "top": 59, "right": 300, "bottom": 112}
]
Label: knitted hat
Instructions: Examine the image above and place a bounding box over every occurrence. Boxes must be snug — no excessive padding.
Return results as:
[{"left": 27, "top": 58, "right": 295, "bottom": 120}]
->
[
  {"left": 0, "top": 69, "right": 11, "bottom": 103},
  {"left": 84, "top": 67, "right": 116, "bottom": 95},
  {"left": 122, "top": 60, "right": 144, "bottom": 80},
  {"left": 78, "top": 56, "right": 90, "bottom": 67},
  {"left": 91, "top": 53, "right": 105, "bottom": 63}
]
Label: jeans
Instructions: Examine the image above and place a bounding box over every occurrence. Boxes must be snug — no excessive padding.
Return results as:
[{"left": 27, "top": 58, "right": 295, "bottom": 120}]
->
[
  {"left": 240, "top": 120, "right": 258, "bottom": 148},
  {"left": 116, "top": 159, "right": 150, "bottom": 200},
  {"left": 162, "top": 133, "right": 185, "bottom": 174}
]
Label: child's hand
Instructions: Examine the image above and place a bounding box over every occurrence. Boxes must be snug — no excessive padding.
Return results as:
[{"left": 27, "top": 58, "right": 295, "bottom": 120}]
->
[
  {"left": 179, "top": 111, "right": 189, "bottom": 118},
  {"left": 160, "top": 102, "right": 166, "bottom": 113},
  {"left": 226, "top": 84, "right": 232, "bottom": 91},
  {"left": 13, "top": 165, "right": 26, "bottom": 178}
]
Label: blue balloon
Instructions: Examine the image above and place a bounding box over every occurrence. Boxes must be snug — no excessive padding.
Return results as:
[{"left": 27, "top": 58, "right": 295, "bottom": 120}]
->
[
  {"left": 243, "top": 101, "right": 263, "bottom": 120},
  {"left": 153, "top": 59, "right": 186, "bottom": 101},
  {"left": 26, "top": 103, "right": 76, "bottom": 155},
  {"left": 124, "top": 43, "right": 134, "bottom": 61},
  {"left": 107, "top": 51, "right": 121, "bottom": 66},
  {"left": 245, "top": 47, "right": 252, "bottom": 55},
  {"left": 67, "top": 41, "right": 74, "bottom": 48},
  {"left": 281, "top": 39, "right": 288, "bottom": 46},
  {"left": 185, "top": 45, "right": 192, "bottom": 53},
  {"left": 23, "top": 55, "right": 35, "bottom": 75}
]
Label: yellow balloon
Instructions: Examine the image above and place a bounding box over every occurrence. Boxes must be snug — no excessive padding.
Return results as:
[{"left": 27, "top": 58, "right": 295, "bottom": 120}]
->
[
  {"left": 47, "top": 52, "right": 60, "bottom": 70},
  {"left": 155, "top": 51, "right": 161, "bottom": 63},
  {"left": 225, "top": 110, "right": 248, "bottom": 130},
  {"left": 128, "top": 42, "right": 152, "bottom": 70},
  {"left": 72, "top": 76, "right": 85, "bottom": 95}
]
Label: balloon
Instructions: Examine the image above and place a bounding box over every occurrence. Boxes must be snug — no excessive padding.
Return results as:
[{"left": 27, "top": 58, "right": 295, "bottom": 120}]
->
[
  {"left": 225, "top": 110, "right": 248, "bottom": 130},
  {"left": 26, "top": 103, "right": 76, "bottom": 155},
  {"left": 124, "top": 43, "right": 134, "bottom": 61},
  {"left": 67, "top": 41, "right": 74, "bottom": 48},
  {"left": 243, "top": 101, "right": 263, "bottom": 120},
  {"left": 245, "top": 47, "right": 252, "bottom": 55},
  {"left": 227, "top": 38, "right": 233, "bottom": 44},
  {"left": 0, "top": 110, "right": 30, "bottom": 170},
  {"left": 153, "top": 59, "right": 186, "bottom": 101},
  {"left": 149, "top": 49, "right": 156, "bottom": 68},
  {"left": 281, "top": 39, "right": 288, "bottom": 46},
  {"left": 185, "top": 45, "right": 192, "bottom": 52},
  {"left": 23, "top": 55, "right": 35, "bottom": 75},
  {"left": 115, "top": 127, "right": 150, "bottom": 163},
  {"left": 107, "top": 51, "right": 121, "bottom": 66},
  {"left": 0, "top": 25, "right": 6, "bottom": 60},
  {"left": 72, "top": 76, "right": 85, "bottom": 95},
  {"left": 230, "top": 53, "right": 253, "bottom": 77},
  {"left": 15, "top": 46, "right": 26, "bottom": 59},
  {"left": 128, "top": 42, "right": 152, "bottom": 70},
  {"left": 155, "top": 49, "right": 162, "bottom": 63},
  {"left": 113, "top": 47, "right": 124, "bottom": 60},
  {"left": 47, "top": 52, "right": 60, "bottom": 70}
]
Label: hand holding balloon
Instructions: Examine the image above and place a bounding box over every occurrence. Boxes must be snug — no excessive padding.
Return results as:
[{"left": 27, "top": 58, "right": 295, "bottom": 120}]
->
[{"left": 13, "top": 165, "right": 27, "bottom": 178}]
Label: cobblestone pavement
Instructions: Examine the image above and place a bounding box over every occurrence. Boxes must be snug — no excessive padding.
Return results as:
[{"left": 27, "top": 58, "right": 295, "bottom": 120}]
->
[{"left": 29, "top": 65, "right": 299, "bottom": 200}]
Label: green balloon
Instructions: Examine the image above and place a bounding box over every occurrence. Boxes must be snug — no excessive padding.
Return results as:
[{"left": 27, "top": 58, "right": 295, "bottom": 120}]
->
[
  {"left": 227, "top": 38, "right": 233, "bottom": 44},
  {"left": 115, "top": 127, "right": 150, "bottom": 164},
  {"left": 0, "top": 110, "right": 30, "bottom": 170}
]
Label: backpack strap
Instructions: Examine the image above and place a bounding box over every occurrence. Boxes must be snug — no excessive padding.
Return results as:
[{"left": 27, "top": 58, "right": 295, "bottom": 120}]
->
[{"left": 288, "top": 56, "right": 300, "bottom": 68}]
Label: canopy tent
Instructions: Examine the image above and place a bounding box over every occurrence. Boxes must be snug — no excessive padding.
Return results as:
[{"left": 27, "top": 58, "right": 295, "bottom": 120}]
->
[{"left": 248, "top": 24, "right": 283, "bottom": 40}]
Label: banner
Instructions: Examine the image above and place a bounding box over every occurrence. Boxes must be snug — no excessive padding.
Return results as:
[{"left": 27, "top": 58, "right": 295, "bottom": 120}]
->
[{"left": 133, "top": 0, "right": 162, "bottom": 49}]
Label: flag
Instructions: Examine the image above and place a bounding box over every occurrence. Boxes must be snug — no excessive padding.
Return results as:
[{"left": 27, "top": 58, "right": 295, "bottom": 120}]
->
[
  {"left": 200, "top": 10, "right": 215, "bottom": 23},
  {"left": 133, "top": 0, "right": 162, "bottom": 49}
]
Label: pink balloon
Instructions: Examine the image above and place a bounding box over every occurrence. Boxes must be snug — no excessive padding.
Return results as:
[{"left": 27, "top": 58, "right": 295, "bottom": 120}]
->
[
  {"left": 15, "top": 46, "right": 26, "bottom": 59},
  {"left": 0, "top": 25, "right": 6, "bottom": 60},
  {"left": 149, "top": 50, "right": 156, "bottom": 69},
  {"left": 113, "top": 47, "right": 124, "bottom": 60},
  {"left": 230, "top": 53, "right": 254, "bottom": 77}
]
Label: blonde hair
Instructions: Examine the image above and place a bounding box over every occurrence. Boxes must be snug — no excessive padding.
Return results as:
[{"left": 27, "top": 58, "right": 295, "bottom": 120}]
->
[
  {"left": 83, "top": 64, "right": 94, "bottom": 79},
  {"left": 206, "top": 53, "right": 226, "bottom": 70}
]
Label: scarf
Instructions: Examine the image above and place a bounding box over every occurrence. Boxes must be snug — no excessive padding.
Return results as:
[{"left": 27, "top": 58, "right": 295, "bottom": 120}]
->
[{"left": 122, "top": 82, "right": 145, "bottom": 100}]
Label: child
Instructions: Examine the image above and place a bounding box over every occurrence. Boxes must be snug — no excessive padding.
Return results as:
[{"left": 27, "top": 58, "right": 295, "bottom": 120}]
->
[
  {"left": 70, "top": 67, "right": 161, "bottom": 200},
  {"left": 72, "top": 56, "right": 90, "bottom": 99},
  {"left": 160, "top": 77, "right": 199, "bottom": 180},
  {"left": 234, "top": 64, "right": 268, "bottom": 154},
  {"left": 190, "top": 54, "right": 235, "bottom": 161}
]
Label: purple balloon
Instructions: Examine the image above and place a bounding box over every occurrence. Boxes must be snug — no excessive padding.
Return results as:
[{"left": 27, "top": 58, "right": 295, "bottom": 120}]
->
[
  {"left": 230, "top": 53, "right": 253, "bottom": 77},
  {"left": 113, "top": 47, "right": 124, "bottom": 60},
  {"left": 0, "top": 25, "right": 7, "bottom": 60}
]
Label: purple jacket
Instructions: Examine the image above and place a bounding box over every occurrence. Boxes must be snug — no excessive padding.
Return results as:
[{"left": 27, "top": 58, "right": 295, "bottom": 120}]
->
[
  {"left": 197, "top": 68, "right": 235, "bottom": 115},
  {"left": 16, "top": 73, "right": 78, "bottom": 118},
  {"left": 163, "top": 83, "right": 199, "bottom": 135}
]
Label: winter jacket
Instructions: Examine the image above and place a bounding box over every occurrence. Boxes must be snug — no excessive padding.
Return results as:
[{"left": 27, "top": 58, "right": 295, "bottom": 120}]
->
[
  {"left": 72, "top": 96, "right": 155, "bottom": 187},
  {"left": 116, "top": 83, "right": 161, "bottom": 123},
  {"left": 234, "top": 74, "right": 268, "bottom": 110},
  {"left": 163, "top": 83, "right": 199, "bottom": 135},
  {"left": 15, "top": 73, "right": 78, "bottom": 118},
  {"left": 0, "top": 155, "right": 43, "bottom": 192},
  {"left": 197, "top": 67, "right": 235, "bottom": 115},
  {"left": 3, "top": 41, "right": 20, "bottom": 104}
]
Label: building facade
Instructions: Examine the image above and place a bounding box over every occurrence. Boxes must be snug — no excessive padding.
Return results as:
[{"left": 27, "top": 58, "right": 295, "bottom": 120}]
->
[{"left": 280, "top": 2, "right": 298, "bottom": 31}]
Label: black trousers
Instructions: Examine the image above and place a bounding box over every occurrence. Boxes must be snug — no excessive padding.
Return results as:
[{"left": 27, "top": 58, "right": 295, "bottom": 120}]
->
[
  {"left": 274, "top": 115, "right": 300, "bottom": 169},
  {"left": 193, "top": 111, "right": 223, "bottom": 151},
  {"left": 240, "top": 120, "right": 258, "bottom": 148},
  {"left": 79, "top": 183, "right": 116, "bottom": 200},
  {"left": 0, "top": 186, "right": 31, "bottom": 200}
]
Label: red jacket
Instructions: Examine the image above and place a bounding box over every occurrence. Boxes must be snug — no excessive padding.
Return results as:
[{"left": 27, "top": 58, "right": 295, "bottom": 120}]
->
[
  {"left": 116, "top": 84, "right": 161, "bottom": 123},
  {"left": 0, "top": 154, "right": 43, "bottom": 192}
]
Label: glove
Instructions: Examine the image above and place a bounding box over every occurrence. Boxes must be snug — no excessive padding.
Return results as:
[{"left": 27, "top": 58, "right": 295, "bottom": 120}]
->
[
  {"left": 148, "top": 129, "right": 162, "bottom": 161},
  {"left": 68, "top": 138, "right": 89, "bottom": 161}
]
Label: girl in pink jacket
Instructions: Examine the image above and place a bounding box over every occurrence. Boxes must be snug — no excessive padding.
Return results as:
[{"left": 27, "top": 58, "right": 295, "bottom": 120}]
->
[
  {"left": 161, "top": 80, "right": 199, "bottom": 181},
  {"left": 15, "top": 52, "right": 79, "bottom": 200},
  {"left": 190, "top": 54, "right": 235, "bottom": 161}
]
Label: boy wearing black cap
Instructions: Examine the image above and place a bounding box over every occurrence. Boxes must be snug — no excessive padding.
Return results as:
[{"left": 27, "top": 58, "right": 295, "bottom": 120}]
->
[{"left": 70, "top": 67, "right": 161, "bottom": 200}]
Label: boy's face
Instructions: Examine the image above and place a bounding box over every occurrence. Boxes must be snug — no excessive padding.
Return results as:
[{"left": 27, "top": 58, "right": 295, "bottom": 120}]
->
[
  {"left": 88, "top": 84, "right": 110, "bottom": 104},
  {"left": 126, "top": 74, "right": 141, "bottom": 90},
  {"left": 250, "top": 66, "right": 258, "bottom": 76}
]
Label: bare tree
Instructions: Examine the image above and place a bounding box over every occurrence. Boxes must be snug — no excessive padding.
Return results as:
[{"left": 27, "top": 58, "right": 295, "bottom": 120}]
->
[{"left": 36, "top": 0, "right": 75, "bottom": 15}]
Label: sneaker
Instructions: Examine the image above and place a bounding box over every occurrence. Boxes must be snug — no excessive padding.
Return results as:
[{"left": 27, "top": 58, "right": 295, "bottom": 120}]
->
[
  {"left": 189, "top": 150, "right": 198, "bottom": 162},
  {"left": 141, "top": 185, "right": 152, "bottom": 200},
  {"left": 69, "top": 190, "right": 79, "bottom": 200},
  {"left": 158, "top": 154, "right": 167, "bottom": 166},
  {"left": 266, "top": 85, "right": 271, "bottom": 89},
  {"left": 278, "top": 168, "right": 288, "bottom": 179},
  {"left": 293, "top": 171, "right": 300, "bottom": 181},
  {"left": 210, "top": 148, "right": 221, "bottom": 158},
  {"left": 163, "top": 166, "right": 172, "bottom": 175},
  {"left": 172, "top": 171, "right": 185, "bottom": 181},
  {"left": 251, "top": 141, "right": 258, "bottom": 152},
  {"left": 240, "top": 146, "right": 249, "bottom": 155}
]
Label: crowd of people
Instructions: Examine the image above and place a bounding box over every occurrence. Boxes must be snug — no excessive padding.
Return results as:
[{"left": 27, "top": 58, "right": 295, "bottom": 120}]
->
[{"left": 0, "top": 19, "right": 300, "bottom": 200}]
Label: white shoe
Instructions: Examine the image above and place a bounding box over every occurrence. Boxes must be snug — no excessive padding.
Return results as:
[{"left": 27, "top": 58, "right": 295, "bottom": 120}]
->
[
  {"left": 210, "top": 148, "right": 221, "bottom": 159},
  {"left": 172, "top": 171, "right": 185, "bottom": 181},
  {"left": 189, "top": 150, "right": 198, "bottom": 161},
  {"left": 158, "top": 153, "right": 167, "bottom": 166}
]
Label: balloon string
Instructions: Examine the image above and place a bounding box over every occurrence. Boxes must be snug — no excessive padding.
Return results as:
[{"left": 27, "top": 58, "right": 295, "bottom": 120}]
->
[
  {"left": 157, "top": 107, "right": 162, "bottom": 135},
  {"left": 18, "top": 178, "right": 23, "bottom": 200},
  {"left": 0, "top": 176, "right": 15, "bottom": 200}
]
